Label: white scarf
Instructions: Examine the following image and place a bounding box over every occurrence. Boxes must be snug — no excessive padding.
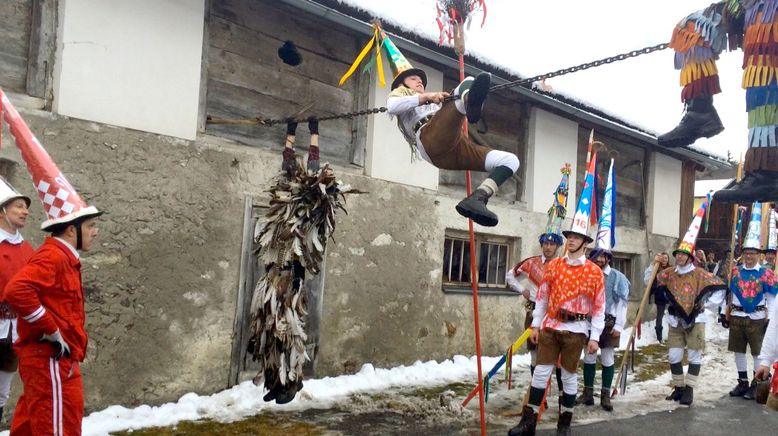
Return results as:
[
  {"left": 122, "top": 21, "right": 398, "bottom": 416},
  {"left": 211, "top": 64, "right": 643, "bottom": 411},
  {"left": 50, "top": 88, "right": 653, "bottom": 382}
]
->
[{"left": 0, "top": 227, "right": 23, "bottom": 245}]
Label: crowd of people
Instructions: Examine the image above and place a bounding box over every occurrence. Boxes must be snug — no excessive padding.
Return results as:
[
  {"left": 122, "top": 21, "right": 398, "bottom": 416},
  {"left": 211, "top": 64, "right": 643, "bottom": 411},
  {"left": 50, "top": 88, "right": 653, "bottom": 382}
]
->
[{"left": 504, "top": 200, "right": 778, "bottom": 435}]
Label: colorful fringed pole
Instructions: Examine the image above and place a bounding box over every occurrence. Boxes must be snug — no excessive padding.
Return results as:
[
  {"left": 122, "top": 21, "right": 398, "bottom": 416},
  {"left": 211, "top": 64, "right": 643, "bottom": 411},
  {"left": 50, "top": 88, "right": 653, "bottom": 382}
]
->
[{"left": 435, "top": 3, "right": 487, "bottom": 433}]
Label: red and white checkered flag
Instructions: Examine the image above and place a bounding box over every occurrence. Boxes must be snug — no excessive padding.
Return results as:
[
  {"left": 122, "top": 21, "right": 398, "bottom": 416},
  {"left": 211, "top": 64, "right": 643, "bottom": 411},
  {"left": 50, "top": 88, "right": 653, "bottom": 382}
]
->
[{"left": 0, "top": 88, "right": 100, "bottom": 230}]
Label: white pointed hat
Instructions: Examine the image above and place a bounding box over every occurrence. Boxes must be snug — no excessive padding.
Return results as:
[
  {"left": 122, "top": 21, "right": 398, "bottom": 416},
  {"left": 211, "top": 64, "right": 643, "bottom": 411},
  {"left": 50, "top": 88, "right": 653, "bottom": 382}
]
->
[
  {"left": 563, "top": 155, "right": 596, "bottom": 244},
  {"left": 1, "top": 90, "right": 102, "bottom": 231},
  {"left": 742, "top": 202, "right": 763, "bottom": 251},
  {"left": 0, "top": 176, "right": 31, "bottom": 209}
]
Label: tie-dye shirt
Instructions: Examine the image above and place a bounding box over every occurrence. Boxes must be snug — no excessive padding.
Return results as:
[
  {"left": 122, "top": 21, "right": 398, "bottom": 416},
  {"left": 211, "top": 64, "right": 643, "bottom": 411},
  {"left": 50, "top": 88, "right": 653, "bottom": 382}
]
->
[
  {"left": 532, "top": 254, "right": 606, "bottom": 339},
  {"left": 505, "top": 255, "right": 550, "bottom": 302}
]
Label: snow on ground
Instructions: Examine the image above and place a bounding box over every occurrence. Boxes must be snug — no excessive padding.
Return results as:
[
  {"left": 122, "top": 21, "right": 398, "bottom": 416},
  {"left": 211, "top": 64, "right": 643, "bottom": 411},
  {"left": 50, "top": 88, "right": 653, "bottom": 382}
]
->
[
  {"left": 59, "top": 353, "right": 529, "bottom": 436},
  {"left": 0, "top": 317, "right": 738, "bottom": 435}
]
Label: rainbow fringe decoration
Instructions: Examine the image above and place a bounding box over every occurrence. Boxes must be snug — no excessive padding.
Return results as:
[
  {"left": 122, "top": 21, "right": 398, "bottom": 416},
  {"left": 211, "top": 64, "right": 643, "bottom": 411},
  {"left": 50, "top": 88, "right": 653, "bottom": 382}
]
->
[
  {"left": 743, "top": 0, "right": 778, "bottom": 148},
  {"left": 670, "top": 5, "right": 727, "bottom": 102}
]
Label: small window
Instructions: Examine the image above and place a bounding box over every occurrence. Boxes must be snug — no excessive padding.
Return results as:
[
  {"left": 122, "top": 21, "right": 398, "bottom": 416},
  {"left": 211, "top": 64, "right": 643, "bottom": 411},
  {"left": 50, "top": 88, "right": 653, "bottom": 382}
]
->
[
  {"left": 611, "top": 255, "right": 634, "bottom": 298},
  {"left": 442, "top": 230, "right": 518, "bottom": 295}
]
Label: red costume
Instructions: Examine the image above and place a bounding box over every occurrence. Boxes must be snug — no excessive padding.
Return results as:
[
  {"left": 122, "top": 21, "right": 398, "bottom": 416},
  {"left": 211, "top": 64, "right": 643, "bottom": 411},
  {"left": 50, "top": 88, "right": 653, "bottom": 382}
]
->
[
  {"left": 4, "top": 237, "right": 87, "bottom": 436},
  {"left": 0, "top": 240, "right": 34, "bottom": 320}
]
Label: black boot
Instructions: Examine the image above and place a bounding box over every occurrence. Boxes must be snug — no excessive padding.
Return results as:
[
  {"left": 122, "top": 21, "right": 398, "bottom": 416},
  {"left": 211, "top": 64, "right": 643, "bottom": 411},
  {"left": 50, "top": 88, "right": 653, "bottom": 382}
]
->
[
  {"left": 657, "top": 97, "right": 724, "bottom": 148},
  {"left": 600, "top": 388, "right": 613, "bottom": 411},
  {"left": 576, "top": 386, "right": 594, "bottom": 406},
  {"left": 275, "top": 379, "right": 304, "bottom": 405},
  {"left": 665, "top": 386, "right": 685, "bottom": 401},
  {"left": 456, "top": 188, "right": 498, "bottom": 226},
  {"left": 463, "top": 72, "right": 491, "bottom": 124},
  {"left": 263, "top": 380, "right": 283, "bottom": 402},
  {"left": 556, "top": 411, "right": 573, "bottom": 436},
  {"left": 713, "top": 171, "right": 778, "bottom": 203},
  {"left": 508, "top": 405, "right": 538, "bottom": 436},
  {"left": 729, "top": 379, "right": 749, "bottom": 397},
  {"left": 679, "top": 385, "right": 694, "bottom": 405},
  {"left": 743, "top": 379, "right": 758, "bottom": 400},
  {"left": 655, "top": 326, "right": 663, "bottom": 344}
]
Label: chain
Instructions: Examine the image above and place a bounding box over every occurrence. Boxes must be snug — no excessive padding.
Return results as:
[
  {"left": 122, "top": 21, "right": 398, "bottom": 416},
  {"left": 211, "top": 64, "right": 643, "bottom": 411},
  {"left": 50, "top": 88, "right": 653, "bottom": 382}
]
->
[
  {"left": 485, "top": 42, "right": 669, "bottom": 95},
  {"left": 206, "top": 42, "right": 669, "bottom": 127}
]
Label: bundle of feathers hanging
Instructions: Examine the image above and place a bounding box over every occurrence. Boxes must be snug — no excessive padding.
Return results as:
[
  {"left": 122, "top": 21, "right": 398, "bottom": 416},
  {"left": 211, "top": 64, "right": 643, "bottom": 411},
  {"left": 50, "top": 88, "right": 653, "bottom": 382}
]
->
[{"left": 247, "top": 159, "right": 357, "bottom": 402}]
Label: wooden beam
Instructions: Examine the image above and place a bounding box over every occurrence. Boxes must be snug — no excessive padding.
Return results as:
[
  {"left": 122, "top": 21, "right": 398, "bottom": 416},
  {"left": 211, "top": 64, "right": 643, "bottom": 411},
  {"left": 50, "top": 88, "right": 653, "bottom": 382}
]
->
[
  {"left": 26, "top": 0, "right": 57, "bottom": 104},
  {"left": 349, "top": 40, "right": 370, "bottom": 167},
  {"left": 227, "top": 195, "right": 254, "bottom": 388},
  {"left": 197, "top": 0, "right": 212, "bottom": 133},
  {"left": 679, "top": 161, "right": 697, "bottom": 236}
]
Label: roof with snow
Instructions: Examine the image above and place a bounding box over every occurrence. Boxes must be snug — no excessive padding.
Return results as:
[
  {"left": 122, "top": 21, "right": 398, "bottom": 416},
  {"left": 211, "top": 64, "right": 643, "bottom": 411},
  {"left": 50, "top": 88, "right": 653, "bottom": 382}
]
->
[{"left": 288, "top": 0, "right": 734, "bottom": 170}]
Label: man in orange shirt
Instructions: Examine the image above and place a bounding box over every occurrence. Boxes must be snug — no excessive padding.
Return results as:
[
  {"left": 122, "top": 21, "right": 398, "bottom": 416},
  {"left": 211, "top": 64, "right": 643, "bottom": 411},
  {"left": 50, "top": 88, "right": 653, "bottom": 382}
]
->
[
  {"left": 510, "top": 172, "right": 605, "bottom": 436},
  {"left": 0, "top": 177, "right": 34, "bottom": 422}
]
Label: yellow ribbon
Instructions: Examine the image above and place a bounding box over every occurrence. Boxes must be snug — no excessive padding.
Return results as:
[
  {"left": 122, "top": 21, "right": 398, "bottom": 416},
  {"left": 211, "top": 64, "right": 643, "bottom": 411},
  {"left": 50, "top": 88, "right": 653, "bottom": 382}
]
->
[
  {"left": 339, "top": 26, "right": 380, "bottom": 86},
  {"left": 375, "top": 35, "right": 385, "bottom": 87}
]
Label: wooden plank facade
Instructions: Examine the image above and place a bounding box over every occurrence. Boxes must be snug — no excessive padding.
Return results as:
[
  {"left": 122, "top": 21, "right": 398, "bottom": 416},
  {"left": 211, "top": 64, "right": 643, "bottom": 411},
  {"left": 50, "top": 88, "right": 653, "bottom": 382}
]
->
[
  {"left": 204, "top": 0, "right": 364, "bottom": 166},
  {"left": 575, "top": 127, "right": 647, "bottom": 229},
  {"left": 0, "top": 0, "right": 32, "bottom": 93}
]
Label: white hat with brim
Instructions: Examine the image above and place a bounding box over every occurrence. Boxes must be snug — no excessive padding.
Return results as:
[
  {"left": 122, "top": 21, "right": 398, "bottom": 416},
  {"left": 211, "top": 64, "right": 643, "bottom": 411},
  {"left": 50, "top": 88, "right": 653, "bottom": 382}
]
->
[{"left": 41, "top": 206, "right": 103, "bottom": 232}]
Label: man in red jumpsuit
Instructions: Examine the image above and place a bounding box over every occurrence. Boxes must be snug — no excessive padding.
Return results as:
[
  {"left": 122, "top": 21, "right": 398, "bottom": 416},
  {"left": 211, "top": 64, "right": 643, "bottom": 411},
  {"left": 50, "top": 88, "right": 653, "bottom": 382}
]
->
[
  {"left": 3, "top": 204, "right": 101, "bottom": 436},
  {"left": 0, "top": 177, "right": 34, "bottom": 422}
]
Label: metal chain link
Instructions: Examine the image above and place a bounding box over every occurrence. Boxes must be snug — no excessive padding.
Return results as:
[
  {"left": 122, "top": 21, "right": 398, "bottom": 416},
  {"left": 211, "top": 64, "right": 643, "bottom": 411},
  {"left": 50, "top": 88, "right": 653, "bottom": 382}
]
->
[{"left": 207, "top": 42, "right": 669, "bottom": 127}]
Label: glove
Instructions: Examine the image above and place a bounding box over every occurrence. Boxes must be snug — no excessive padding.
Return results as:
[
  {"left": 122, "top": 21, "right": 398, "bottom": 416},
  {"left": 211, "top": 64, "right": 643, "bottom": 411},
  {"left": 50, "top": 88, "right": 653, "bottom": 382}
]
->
[
  {"left": 40, "top": 329, "right": 71, "bottom": 359},
  {"left": 286, "top": 120, "right": 298, "bottom": 136},
  {"left": 308, "top": 116, "right": 319, "bottom": 135},
  {"left": 718, "top": 313, "right": 729, "bottom": 329}
]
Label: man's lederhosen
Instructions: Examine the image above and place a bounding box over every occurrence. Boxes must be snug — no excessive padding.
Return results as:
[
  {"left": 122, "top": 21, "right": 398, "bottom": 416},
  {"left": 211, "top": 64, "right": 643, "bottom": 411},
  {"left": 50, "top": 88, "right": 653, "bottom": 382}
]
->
[
  {"left": 417, "top": 103, "right": 491, "bottom": 171},
  {"left": 728, "top": 305, "right": 769, "bottom": 355},
  {"left": 537, "top": 310, "right": 590, "bottom": 373},
  {"left": 598, "top": 314, "right": 617, "bottom": 349}
]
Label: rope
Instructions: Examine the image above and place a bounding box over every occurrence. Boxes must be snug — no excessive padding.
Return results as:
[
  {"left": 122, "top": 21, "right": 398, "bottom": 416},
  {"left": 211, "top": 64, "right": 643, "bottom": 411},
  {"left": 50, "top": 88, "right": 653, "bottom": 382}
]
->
[{"left": 206, "top": 42, "right": 669, "bottom": 127}]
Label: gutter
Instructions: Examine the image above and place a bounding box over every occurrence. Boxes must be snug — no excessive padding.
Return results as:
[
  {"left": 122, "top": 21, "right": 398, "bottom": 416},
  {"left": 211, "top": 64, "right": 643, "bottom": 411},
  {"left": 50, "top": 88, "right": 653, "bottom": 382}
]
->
[{"left": 278, "top": 0, "right": 731, "bottom": 171}]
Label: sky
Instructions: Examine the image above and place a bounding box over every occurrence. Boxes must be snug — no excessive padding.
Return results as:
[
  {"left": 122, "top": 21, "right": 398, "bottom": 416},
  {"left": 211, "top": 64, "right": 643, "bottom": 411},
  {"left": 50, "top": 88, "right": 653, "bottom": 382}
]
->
[{"left": 339, "top": 0, "right": 748, "bottom": 161}]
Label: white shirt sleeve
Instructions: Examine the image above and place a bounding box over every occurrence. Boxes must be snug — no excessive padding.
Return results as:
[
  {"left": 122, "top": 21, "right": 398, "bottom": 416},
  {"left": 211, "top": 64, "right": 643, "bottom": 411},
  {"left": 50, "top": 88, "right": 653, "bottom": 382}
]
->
[
  {"left": 758, "top": 300, "right": 778, "bottom": 367},
  {"left": 386, "top": 95, "right": 420, "bottom": 115},
  {"left": 505, "top": 269, "right": 525, "bottom": 294},
  {"left": 613, "top": 298, "right": 628, "bottom": 333},
  {"left": 705, "top": 289, "right": 727, "bottom": 311},
  {"left": 531, "top": 282, "right": 549, "bottom": 329}
]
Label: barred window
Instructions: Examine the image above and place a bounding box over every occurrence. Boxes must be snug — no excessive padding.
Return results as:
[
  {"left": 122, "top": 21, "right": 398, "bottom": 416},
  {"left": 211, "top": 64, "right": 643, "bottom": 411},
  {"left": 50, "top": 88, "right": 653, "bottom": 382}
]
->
[
  {"left": 442, "top": 230, "right": 518, "bottom": 294},
  {"left": 611, "top": 255, "right": 635, "bottom": 299}
]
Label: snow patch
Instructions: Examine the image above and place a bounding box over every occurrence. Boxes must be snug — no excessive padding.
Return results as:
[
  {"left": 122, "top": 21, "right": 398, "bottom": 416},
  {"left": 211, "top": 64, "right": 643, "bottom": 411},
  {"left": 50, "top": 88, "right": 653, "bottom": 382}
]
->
[{"left": 371, "top": 233, "right": 393, "bottom": 246}]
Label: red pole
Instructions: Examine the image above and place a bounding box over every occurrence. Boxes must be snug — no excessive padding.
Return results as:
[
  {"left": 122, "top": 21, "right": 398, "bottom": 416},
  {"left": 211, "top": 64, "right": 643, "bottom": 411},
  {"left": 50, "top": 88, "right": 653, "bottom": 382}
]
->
[{"left": 459, "top": 49, "right": 487, "bottom": 436}]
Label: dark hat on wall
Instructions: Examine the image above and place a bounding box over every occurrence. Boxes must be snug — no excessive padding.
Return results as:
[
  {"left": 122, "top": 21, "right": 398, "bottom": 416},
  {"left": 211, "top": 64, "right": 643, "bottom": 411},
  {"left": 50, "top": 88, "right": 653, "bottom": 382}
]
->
[{"left": 278, "top": 40, "right": 302, "bottom": 66}]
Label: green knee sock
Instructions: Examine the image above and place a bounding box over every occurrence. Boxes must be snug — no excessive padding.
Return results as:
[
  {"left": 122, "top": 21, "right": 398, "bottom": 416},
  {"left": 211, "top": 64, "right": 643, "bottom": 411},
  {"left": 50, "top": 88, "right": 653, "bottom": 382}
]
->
[
  {"left": 487, "top": 165, "right": 514, "bottom": 187},
  {"left": 583, "top": 363, "right": 596, "bottom": 388},
  {"left": 602, "top": 365, "right": 615, "bottom": 389}
]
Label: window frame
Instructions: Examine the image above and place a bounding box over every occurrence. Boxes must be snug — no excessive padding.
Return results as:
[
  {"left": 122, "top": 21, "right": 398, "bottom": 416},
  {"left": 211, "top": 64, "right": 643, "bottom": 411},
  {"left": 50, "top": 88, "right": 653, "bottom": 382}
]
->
[{"left": 442, "top": 229, "right": 520, "bottom": 296}]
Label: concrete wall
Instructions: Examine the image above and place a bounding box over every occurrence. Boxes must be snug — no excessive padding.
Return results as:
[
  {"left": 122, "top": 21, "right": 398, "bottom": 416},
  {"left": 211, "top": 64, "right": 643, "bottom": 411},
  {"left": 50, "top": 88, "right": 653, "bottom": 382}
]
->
[
  {"left": 364, "top": 58, "right": 439, "bottom": 190},
  {"left": 0, "top": 95, "right": 685, "bottom": 418},
  {"left": 648, "top": 152, "right": 682, "bottom": 238},
  {"left": 525, "top": 108, "right": 578, "bottom": 214},
  {"left": 53, "top": 0, "right": 205, "bottom": 140}
]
